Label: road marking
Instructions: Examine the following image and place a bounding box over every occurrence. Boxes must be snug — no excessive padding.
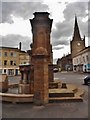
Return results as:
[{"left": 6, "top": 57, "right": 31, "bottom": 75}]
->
[
  {"left": 54, "top": 78, "right": 59, "bottom": 80},
  {"left": 54, "top": 77, "right": 66, "bottom": 80},
  {"left": 78, "top": 77, "right": 85, "bottom": 79}
]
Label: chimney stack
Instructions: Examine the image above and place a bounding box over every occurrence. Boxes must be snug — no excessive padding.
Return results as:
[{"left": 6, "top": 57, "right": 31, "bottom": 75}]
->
[{"left": 19, "top": 42, "right": 21, "bottom": 50}]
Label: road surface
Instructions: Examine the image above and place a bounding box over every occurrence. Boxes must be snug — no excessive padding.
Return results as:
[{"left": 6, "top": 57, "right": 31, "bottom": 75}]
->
[{"left": 1, "top": 72, "right": 89, "bottom": 118}]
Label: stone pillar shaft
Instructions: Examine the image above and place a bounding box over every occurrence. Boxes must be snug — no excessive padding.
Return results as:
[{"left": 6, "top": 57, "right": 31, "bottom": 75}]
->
[
  {"left": 30, "top": 12, "right": 53, "bottom": 105},
  {"left": 33, "top": 56, "right": 48, "bottom": 105}
]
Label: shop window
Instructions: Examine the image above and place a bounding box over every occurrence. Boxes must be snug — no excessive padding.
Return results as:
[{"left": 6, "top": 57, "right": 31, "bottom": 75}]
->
[{"left": 8, "top": 69, "right": 14, "bottom": 75}]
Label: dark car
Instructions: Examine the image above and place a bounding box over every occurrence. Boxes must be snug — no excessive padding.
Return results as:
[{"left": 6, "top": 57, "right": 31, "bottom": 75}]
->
[
  {"left": 53, "top": 68, "right": 59, "bottom": 73},
  {"left": 84, "top": 76, "right": 90, "bottom": 85}
]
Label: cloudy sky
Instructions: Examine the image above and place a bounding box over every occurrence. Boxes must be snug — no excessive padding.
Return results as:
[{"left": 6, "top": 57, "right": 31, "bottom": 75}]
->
[{"left": 0, "top": 0, "right": 89, "bottom": 63}]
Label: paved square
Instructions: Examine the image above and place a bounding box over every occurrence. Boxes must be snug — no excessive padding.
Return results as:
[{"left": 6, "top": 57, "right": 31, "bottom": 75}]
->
[{"left": 2, "top": 72, "right": 89, "bottom": 118}]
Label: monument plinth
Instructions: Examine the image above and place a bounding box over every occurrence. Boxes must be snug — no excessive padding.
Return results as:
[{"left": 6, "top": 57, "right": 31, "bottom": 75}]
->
[{"left": 30, "top": 12, "right": 53, "bottom": 105}]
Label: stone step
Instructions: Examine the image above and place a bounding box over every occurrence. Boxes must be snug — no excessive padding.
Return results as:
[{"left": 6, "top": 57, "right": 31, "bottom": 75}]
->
[
  {"left": 49, "top": 96, "right": 83, "bottom": 102},
  {"left": 66, "top": 84, "right": 78, "bottom": 93},
  {"left": 49, "top": 89, "right": 74, "bottom": 97},
  {"left": 75, "top": 88, "right": 85, "bottom": 97},
  {"left": 49, "top": 92, "right": 74, "bottom": 97},
  {"left": 49, "top": 83, "right": 85, "bottom": 99}
]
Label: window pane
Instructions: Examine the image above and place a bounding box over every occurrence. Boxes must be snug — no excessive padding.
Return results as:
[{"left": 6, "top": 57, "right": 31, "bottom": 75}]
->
[
  {"left": 0, "top": 69, "right": 2, "bottom": 74},
  {"left": 14, "top": 61, "right": 16, "bottom": 65},
  {"left": 0, "top": 52, "right": 1, "bottom": 56},
  {"left": 4, "top": 69, "right": 6, "bottom": 73},
  {"left": 86, "top": 55, "right": 88, "bottom": 61},
  {"left": 0, "top": 60, "right": 2, "bottom": 65},
  {"left": 4, "top": 60, "right": 7, "bottom": 65},
  {"left": 10, "top": 52, "right": 13, "bottom": 56},
  {"left": 4, "top": 52, "right": 7, "bottom": 56},
  {"left": 13, "top": 53, "right": 17, "bottom": 57},
  {"left": 10, "top": 61, "right": 13, "bottom": 65}
]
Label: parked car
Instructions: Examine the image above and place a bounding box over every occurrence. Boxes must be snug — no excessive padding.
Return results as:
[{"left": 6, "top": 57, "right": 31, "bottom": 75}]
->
[
  {"left": 84, "top": 76, "right": 90, "bottom": 85},
  {"left": 53, "top": 68, "right": 59, "bottom": 73}
]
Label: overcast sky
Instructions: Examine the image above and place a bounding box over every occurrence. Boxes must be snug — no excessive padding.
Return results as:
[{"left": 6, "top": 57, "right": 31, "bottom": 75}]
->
[{"left": 0, "top": 0, "right": 89, "bottom": 63}]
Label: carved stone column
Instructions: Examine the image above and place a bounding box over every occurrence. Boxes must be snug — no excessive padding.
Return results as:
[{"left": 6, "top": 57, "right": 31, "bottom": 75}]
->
[
  {"left": 30, "top": 12, "right": 53, "bottom": 105},
  {"left": 33, "top": 53, "right": 49, "bottom": 105},
  {"left": 18, "top": 64, "right": 31, "bottom": 94}
]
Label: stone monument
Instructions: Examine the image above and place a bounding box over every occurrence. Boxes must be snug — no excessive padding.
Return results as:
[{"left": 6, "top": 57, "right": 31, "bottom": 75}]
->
[
  {"left": 30, "top": 12, "right": 53, "bottom": 105},
  {"left": 0, "top": 14, "right": 84, "bottom": 104}
]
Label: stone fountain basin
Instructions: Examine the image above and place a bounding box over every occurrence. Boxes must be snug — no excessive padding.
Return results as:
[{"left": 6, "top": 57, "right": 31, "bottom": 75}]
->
[
  {"left": 0, "top": 83, "right": 85, "bottom": 103},
  {"left": 0, "top": 92, "right": 33, "bottom": 103}
]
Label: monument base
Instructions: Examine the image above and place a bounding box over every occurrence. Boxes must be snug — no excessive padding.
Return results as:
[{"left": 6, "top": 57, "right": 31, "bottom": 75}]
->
[
  {"left": 18, "top": 84, "right": 31, "bottom": 94},
  {"left": 0, "top": 74, "right": 8, "bottom": 93}
]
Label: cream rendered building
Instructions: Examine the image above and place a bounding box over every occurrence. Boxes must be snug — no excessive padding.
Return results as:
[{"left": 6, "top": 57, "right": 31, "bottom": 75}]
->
[
  {"left": 19, "top": 50, "right": 30, "bottom": 65},
  {"left": 70, "top": 16, "right": 90, "bottom": 72},
  {"left": 0, "top": 46, "right": 30, "bottom": 76},
  {"left": 73, "top": 46, "right": 90, "bottom": 72}
]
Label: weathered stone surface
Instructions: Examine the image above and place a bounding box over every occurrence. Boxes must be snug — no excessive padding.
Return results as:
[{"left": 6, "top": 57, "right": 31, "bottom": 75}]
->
[
  {"left": 18, "top": 84, "right": 31, "bottom": 94},
  {"left": 30, "top": 12, "right": 53, "bottom": 105},
  {"left": 0, "top": 74, "right": 8, "bottom": 93},
  {"left": 19, "top": 64, "right": 34, "bottom": 94},
  {"left": 48, "top": 64, "right": 54, "bottom": 83},
  {"left": 33, "top": 56, "right": 49, "bottom": 105},
  {"left": 49, "top": 89, "right": 74, "bottom": 97}
]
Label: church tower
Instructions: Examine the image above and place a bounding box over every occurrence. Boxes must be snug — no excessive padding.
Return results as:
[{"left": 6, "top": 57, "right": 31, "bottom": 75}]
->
[{"left": 70, "top": 16, "right": 85, "bottom": 58}]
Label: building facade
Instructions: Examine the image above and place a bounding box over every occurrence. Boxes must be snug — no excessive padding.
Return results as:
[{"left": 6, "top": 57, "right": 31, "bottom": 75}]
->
[
  {"left": 57, "top": 54, "right": 73, "bottom": 71},
  {"left": 19, "top": 50, "right": 30, "bottom": 65},
  {"left": 57, "top": 16, "right": 88, "bottom": 73},
  {"left": 73, "top": 46, "right": 90, "bottom": 72},
  {"left": 70, "top": 16, "right": 89, "bottom": 72},
  {"left": 0, "top": 47, "right": 30, "bottom": 76}
]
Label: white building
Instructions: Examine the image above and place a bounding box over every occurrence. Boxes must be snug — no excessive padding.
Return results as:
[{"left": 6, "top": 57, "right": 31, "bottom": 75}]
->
[{"left": 73, "top": 46, "right": 90, "bottom": 72}]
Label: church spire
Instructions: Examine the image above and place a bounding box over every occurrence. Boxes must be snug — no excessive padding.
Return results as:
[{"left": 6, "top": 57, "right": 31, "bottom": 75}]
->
[{"left": 73, "top": 15, "right": 82, "bottom": 41}]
